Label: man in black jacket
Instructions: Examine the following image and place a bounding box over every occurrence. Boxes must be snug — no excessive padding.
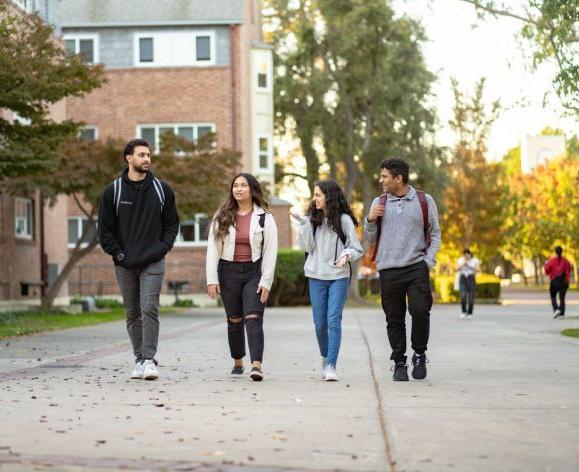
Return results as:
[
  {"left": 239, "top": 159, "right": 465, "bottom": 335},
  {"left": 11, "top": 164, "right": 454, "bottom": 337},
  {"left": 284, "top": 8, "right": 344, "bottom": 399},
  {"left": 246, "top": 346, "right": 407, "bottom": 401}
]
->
[{"left": 98, "top": 138, "right": 179, "bottom": 380}]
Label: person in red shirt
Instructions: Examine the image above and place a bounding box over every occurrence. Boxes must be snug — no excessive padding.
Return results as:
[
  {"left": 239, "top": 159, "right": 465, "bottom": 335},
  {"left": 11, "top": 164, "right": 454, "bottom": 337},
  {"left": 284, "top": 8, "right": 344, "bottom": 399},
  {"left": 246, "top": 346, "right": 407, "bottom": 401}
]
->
[{"left": 544, "top": 246, "right": 572, "bottom": 319}]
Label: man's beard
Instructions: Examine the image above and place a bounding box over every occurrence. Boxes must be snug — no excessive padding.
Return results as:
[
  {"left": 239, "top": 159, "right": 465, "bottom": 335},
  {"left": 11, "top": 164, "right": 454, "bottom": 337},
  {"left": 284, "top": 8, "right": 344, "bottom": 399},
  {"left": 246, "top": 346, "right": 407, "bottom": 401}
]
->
[{"left": 133, "top": 164, "right": 149, "bottom": 174}]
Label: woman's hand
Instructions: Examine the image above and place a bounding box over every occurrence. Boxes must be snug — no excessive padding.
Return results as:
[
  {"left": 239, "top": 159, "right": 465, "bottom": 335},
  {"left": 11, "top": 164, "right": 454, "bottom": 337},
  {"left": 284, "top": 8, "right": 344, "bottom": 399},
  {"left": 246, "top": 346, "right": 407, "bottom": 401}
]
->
[
  {"left": 289, "top": 211, "right": 305, "bottom": 223},
  {"left": 207, "top": 284, "right": 220, "bottom": 299},
  {"left": 257, "top": 285, "right": 270, "bottom": 304},
  {"left": 335, "top": 254, "right": 350, "bottom": 268}
]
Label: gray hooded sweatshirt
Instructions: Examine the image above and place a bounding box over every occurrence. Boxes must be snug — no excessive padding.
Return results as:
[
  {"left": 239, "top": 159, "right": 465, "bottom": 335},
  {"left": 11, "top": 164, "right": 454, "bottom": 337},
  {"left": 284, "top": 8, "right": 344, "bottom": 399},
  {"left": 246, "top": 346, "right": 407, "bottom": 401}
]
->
[{"left": 297, "top": 214, "right": 364, "bottom": 280}]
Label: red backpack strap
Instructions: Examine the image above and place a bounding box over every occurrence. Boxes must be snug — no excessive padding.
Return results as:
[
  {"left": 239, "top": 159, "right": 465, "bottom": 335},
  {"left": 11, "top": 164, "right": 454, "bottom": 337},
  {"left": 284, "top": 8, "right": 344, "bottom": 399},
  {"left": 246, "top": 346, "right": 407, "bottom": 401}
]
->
[
  {"left": 371, "top": 193, "right": 388, "bottom": 262},
  {"left": 416, "top": 191, "right": 430, "bottom": 250}
]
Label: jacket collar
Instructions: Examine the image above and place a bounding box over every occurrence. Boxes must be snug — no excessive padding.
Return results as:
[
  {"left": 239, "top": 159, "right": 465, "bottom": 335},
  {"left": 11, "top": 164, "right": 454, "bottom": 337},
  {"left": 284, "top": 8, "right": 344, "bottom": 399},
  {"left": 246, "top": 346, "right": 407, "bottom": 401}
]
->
[{"left": 387, "top": 185, "right": 416, "bottom": 201}]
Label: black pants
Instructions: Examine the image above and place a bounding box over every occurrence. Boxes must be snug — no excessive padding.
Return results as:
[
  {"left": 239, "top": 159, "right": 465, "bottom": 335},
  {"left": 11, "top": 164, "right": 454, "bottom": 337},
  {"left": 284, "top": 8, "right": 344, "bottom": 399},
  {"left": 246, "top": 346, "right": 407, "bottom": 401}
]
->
[
  {"left": 218, "top": 259, "right": 265, "bottom": 363},
  {"left": 550, "top": 279, "right": 568, "bottom": 316},
  {"left": 460, "top": 274, "right": 476, "bottom": 314},
  {"left": 379, "top": 261, "right": 433, "bottom": 362}
]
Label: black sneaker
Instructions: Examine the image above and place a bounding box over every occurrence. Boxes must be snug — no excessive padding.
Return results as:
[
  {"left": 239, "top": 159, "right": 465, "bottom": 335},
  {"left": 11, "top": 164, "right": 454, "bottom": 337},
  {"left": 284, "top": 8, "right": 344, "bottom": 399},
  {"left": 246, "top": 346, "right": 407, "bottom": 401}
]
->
[
  {"left": 412, "top": 353, "right": 428, "bottom": 380},
  {"left": 230, "top": 365, "right": 244, "bottom": 376},
  {"left": 250, "top": 367, "right": 263, "bottom": 381},
  {"left": 392, "top": 360, "right": 409, "bottom": 381}
]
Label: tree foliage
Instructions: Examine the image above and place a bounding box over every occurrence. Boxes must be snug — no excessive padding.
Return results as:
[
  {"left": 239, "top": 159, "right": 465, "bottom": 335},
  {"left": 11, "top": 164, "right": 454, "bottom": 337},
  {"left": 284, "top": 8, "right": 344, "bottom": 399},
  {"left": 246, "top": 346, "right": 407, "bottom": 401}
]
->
[
  {"left": 0, "top": 0, "right": 105, "bottom": 180},
  {"left": 459, "top": 0, "right": 579, "bottom": 112},
  {"left": 439, "top": 78, "right": 503, "bottom": 268},
  {"left": 12, "top": 134, "right": 240, "bottom": 308},
  {"left": 266, "top": 0, "right": 447, "bottom": 209}
]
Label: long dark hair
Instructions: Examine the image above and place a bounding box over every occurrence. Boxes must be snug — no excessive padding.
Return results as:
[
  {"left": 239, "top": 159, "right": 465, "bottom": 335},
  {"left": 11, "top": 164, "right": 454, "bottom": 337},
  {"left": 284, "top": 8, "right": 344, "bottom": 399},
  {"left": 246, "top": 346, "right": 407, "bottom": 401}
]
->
[
  {"left": 307, "top": 179, "right": 358, "bottom": 236},
  {"left": 214, "top": 173, "right": 270, "bottom": 241}
]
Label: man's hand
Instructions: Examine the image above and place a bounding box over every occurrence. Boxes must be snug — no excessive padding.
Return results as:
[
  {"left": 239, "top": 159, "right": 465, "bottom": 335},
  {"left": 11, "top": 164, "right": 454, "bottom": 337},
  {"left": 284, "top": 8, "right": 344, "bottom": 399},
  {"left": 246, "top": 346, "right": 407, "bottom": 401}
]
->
[
  {"left": 257, "top": 285, "right": 270, "bottom": 304},
  {"left": 207, "top": 284, "right": 220, "bottom": 299},
  {"left": 367, "top": 203, "right": 385, "bottom": 223}
]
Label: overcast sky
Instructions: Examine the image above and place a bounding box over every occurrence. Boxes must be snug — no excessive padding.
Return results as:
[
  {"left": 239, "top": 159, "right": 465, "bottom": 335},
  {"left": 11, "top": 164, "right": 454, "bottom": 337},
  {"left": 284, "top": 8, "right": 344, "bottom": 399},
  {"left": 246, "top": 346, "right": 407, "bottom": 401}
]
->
[{"left": 392, "top": 0, "right": 578, "bottom": 160}]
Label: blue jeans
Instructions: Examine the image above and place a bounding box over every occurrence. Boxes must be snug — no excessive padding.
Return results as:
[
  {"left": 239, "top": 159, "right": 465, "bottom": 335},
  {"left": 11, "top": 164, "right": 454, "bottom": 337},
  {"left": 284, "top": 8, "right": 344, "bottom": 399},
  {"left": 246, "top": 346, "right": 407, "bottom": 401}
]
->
[{"left": 308, "top": 277, "right": 350, "bottom": 367}]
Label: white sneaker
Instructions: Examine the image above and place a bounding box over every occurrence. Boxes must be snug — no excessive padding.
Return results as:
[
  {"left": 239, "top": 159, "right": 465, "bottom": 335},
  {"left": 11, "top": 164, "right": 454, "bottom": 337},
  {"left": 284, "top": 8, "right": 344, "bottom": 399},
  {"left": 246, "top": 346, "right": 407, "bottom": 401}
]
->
[
  {"left": 460, "top": 313, "right": 467, "bottom": 319},
  {"left": 324, "top": 365, "right": 338, "bottom": 381},
  {"left": 466, "top": 314, "right": 473, "bottom": 320},
  {"left": 553, "top": 309, "right": 561, "bottom": 319},
  {"left": 321, "top": 357, "right": 328, "bottom": 379},
  {"left": 130, "top": 361, "right": 144, "bottom": 379},
  {"left": 142, "top": 360, "right": 159, "bottom": 380}
]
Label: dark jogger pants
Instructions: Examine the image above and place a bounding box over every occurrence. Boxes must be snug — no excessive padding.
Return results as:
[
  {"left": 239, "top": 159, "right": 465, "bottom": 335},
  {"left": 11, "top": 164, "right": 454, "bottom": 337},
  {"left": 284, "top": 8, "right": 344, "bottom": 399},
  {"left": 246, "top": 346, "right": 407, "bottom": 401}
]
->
[
  {"left": 550, "top": 279, "right": 568, "bottom": 316},
  {"left": 460, "top": 274, "right": 476, "bottom": 315},
  {"left": 379, "top": 261, "right": 433, "bottom": 362}
]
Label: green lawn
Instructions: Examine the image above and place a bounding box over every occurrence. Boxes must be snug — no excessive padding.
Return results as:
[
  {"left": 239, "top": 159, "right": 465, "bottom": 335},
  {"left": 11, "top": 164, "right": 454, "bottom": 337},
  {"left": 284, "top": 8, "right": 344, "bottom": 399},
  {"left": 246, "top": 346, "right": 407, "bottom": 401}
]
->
[
  {"left": 0, "top": 307, "right": 178, "bottom": 339},
  {"left": 561, "top": 328, "right": 579, "bottom": 339}
]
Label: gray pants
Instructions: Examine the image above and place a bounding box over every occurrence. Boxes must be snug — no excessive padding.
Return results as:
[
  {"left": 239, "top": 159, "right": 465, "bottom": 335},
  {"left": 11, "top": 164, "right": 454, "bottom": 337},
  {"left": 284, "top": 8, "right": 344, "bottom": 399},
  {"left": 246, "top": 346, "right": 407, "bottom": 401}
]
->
[{"left": 114, "top": 259, "right": 165, "bottom": 361}]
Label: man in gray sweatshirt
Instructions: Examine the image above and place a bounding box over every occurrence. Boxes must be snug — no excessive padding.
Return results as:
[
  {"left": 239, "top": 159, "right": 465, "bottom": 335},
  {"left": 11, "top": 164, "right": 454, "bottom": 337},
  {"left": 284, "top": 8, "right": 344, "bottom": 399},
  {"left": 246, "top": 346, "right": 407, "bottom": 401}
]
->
[{"left": 364, "top": 158, "right": 441, "bottom": 381}]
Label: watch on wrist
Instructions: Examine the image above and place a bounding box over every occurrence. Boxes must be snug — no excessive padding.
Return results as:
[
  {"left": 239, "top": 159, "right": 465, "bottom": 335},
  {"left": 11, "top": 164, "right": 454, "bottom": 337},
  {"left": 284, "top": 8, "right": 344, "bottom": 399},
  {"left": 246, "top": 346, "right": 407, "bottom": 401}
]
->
[{"left": 116, "top": 252, "right": 125, "bottom": 262}]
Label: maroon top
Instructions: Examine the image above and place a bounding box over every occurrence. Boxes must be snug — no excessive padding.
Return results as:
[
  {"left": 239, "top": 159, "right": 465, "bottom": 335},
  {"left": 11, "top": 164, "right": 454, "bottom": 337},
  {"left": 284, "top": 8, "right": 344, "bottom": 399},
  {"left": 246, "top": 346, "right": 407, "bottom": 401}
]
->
[{"left": 233, "top": 211, "right": 253, "bottom": 262}]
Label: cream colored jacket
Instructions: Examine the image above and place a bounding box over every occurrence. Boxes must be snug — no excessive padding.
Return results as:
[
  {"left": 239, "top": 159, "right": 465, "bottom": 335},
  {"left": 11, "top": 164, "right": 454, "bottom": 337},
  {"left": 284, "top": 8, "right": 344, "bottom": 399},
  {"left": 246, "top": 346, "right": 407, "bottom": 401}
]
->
[{"left": 205, "top": 205, "right": 278, "bottom": 291}]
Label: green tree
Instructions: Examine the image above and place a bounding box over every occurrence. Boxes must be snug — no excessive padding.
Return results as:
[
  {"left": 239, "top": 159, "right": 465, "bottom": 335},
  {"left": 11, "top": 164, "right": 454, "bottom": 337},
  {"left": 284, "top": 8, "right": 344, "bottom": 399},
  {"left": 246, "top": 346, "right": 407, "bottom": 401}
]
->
[
  {"left": 459, "top": 0, "right": 579, "bottom": 112},
  {"left": 266, "top": 0, "right": 447, "bottom": 208},
  {"left": 0, "top": 0, "right": 104, "bottom": 179},
  {"left": 440, "top": 78, "right": 503, "bottom": 269}
]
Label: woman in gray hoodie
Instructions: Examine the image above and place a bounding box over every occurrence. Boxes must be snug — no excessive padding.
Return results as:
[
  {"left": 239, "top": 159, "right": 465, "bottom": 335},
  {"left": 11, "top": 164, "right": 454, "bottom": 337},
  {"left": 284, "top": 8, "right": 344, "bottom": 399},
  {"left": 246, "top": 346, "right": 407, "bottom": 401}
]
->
[{"left": 291, "top": 180, "right": 364, "bottom": 381}]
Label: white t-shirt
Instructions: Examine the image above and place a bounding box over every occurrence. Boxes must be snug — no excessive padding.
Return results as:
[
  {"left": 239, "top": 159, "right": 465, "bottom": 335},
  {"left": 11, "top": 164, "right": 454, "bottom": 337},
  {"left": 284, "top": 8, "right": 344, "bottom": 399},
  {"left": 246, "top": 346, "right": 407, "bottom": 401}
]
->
[{"left": 457, "top": 256, "right": 480, "bottom": 277}]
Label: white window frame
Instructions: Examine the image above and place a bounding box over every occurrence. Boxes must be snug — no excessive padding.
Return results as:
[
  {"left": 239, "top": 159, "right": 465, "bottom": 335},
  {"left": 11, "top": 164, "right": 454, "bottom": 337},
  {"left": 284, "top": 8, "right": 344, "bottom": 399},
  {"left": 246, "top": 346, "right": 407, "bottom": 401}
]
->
[
  {"left": 67, "top": 217, "right": 97, "bottom": 248},
  {"left": 256, "top": 134, "right": 273, "bottom": 172},
  {"left": 136, "top": 123, "right": 216, "bottom": 153},
  {"left": 174, "top": 214, "right": 210, "bottom": 247},
  {"left": 62, "top": 33, "right": 99, "bottom": 64},
  {"left": 79, "top": 126, "right": 98, "bottom": 142},
  {"left": 14, "top": 197, "right": 33, "bottom": 240},
  {"left": 11, "top": 0, "right": 33, "bottom": 12},
  {"left": 133, "top": 31, "right": 216, "bottom": 67}
]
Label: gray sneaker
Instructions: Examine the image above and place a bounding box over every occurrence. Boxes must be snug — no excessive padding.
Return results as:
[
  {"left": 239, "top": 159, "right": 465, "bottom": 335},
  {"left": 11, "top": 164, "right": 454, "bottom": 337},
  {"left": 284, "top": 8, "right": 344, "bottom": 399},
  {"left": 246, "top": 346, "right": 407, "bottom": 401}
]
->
[{"left": 324, "top": 365, "right": 338, "bottom": 381}]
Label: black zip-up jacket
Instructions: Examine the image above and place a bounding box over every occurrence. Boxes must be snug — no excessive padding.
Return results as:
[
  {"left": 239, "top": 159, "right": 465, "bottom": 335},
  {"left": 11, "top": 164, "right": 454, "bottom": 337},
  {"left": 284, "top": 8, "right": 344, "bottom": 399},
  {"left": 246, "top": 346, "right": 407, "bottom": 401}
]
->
[{"left": 98, "top": 169, "right": 180, "bottom": 269}]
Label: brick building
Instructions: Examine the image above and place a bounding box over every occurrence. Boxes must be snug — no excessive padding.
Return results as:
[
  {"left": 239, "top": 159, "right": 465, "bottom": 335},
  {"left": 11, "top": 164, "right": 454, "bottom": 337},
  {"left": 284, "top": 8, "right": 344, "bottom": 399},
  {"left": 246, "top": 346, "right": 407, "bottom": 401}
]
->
[{"left": 34, "top": 0, "right": 289, "bottom": 304}]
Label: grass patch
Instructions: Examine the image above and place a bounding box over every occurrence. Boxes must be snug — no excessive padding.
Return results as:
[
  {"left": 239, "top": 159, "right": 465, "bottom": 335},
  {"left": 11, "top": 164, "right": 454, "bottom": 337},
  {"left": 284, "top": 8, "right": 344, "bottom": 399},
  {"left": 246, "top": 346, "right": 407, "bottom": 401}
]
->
[
  {"left": 0, "top": 307, "right": 180, "bottom": 339},
  {"left": 561, "top": 328, "right": 579, "bottom": 339}
]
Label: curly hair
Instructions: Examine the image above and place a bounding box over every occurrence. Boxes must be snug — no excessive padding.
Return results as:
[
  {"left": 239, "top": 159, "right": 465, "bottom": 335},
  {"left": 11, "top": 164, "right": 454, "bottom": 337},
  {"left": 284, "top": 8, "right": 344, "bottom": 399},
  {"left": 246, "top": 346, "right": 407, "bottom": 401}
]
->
[
  {"left": 307, "top": 179, "right": 358, "bottom": 237},
  {"left": 213, "top": 173, "right": 270, "bottom": 241}
]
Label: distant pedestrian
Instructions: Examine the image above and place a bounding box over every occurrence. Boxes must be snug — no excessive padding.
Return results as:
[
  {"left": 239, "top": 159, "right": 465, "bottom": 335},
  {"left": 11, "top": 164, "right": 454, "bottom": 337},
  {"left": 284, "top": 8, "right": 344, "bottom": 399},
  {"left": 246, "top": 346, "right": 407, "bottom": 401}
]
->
[
  {"left": 291, "top": 180, "right": 364, "bottom": 382},
  {"left": 544, "top": 246, "right": 572, "bottom": 319},
  {"left": 455, "top": 249, "right": 480, "bottom": 319},
  {"left": 98, "top": 139, "right": 180, "bottom": 381},
  {"left": 364, "top": 158, "right": 441, "bottom": 382},
  {"left": 206, "top": 173, "right": 278, "bottom": 381}
]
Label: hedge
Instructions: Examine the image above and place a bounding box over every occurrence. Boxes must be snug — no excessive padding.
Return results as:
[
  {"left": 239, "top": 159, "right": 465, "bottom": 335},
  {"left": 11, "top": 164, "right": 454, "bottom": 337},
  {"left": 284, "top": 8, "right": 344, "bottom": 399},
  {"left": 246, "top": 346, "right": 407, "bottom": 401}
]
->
[
  {"left": 433, "top": 273, "right": 501, "bottom": 303},
  {"left": 269, "top": 249, "right": 310, "bottom": 306}
]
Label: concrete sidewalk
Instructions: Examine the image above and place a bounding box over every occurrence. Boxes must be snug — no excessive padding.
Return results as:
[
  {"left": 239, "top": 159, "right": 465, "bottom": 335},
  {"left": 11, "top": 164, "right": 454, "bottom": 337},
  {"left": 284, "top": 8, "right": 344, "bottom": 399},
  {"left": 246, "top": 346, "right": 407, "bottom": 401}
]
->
[{"left": 1, "top": 303, "right": 578, "bottom": 472}]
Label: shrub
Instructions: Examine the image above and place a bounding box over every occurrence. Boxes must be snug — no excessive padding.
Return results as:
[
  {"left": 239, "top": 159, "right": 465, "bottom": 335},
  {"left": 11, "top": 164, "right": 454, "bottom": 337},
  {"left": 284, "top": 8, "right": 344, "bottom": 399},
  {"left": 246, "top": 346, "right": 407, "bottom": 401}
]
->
[
  {"left": 269, "top": 249, "right": 310, "bottom": 306},
  {"left": 173, "top": 299, "right": 196, "bottom": 307},
  {"left": 95, "top": 298, "right": 124, "bottom": 309},
  {"left": 433, "top": 274, "right": 501, "bottom": 303}
]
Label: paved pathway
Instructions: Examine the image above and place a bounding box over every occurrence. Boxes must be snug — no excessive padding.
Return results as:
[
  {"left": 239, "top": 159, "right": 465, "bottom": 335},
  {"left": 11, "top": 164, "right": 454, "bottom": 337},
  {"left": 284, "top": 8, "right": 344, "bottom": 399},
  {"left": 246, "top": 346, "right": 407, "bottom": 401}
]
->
[{"left": 1, "top": 301, "right": 578, "bottom": 472}]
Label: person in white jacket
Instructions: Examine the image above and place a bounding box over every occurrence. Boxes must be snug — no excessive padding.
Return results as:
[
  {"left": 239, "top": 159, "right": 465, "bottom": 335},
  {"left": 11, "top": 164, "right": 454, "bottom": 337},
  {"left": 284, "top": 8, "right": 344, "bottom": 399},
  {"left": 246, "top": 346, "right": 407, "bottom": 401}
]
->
[
  {"left": 206, "top": 173, "right": 278, "bottom": 381},
  {"left": 291, "top": 179, "right": 364, "bottom": 381}
]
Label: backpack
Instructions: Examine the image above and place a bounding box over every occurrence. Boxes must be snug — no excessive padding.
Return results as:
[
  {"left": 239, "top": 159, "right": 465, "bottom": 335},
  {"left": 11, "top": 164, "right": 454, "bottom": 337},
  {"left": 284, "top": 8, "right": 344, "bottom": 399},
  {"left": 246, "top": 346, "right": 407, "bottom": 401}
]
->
[
  {"left": 113, "top": 177, "right": 165, "bottom": 216},
  {"left": 370, "top": 190, "right": 430, "bottom": 262}
]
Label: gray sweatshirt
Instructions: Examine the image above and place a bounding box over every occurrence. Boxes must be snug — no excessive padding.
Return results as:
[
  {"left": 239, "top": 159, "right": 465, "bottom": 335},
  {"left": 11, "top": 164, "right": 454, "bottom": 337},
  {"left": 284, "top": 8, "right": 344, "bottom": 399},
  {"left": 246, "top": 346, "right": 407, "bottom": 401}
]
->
[
  {"left": 363, "top": 186, "right": 441, "bottom": 271},
  {"left": 297, "top": 214, "right": 364, "bottom": 280}
]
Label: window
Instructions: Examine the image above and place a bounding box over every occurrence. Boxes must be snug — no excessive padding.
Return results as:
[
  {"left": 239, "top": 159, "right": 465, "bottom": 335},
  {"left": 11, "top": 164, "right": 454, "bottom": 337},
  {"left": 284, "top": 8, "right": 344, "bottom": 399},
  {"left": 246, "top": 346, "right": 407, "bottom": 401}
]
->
[
  {"left": 139, "top": 37, "right": 154, "bottom": 62},
  {"left": 11, "top": 0, "right": 32, "bottom": 12},
  {"left": 257, "top": 73, "right": 268, "bottom": 89},
  {"left": 196, "top": 36, "right": 211, "bottom": 61},
  {"left": 68, "top": 217, "right": 97, "bottom": 247},
  {"left": 14, "top": 197, "right": 33, "bottom": 240},
  {"left": 79, "top": 127, "right": 97, "bottom": 143},
  {"left": 134, "top": 32, "right": 215, "bottom": 67},
  {"left": 175, "top": 214, "right": 210, "bottom": 246},
  {"left": 137, "top": 124, "right": 216, "bottom": 153},
  {"left": 257, "top": 135, "right": 272, "bottom": 170},
  {"left": 63, "top": 34, "right": 99, "bottom": 64}
]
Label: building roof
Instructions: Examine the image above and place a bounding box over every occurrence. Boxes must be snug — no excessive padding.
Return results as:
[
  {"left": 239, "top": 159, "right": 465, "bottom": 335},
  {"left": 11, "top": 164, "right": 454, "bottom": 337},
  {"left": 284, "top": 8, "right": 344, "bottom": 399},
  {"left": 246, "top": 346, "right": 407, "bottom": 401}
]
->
[{"left": 44, "top": 0, "right": 245, "bottom": 27}]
